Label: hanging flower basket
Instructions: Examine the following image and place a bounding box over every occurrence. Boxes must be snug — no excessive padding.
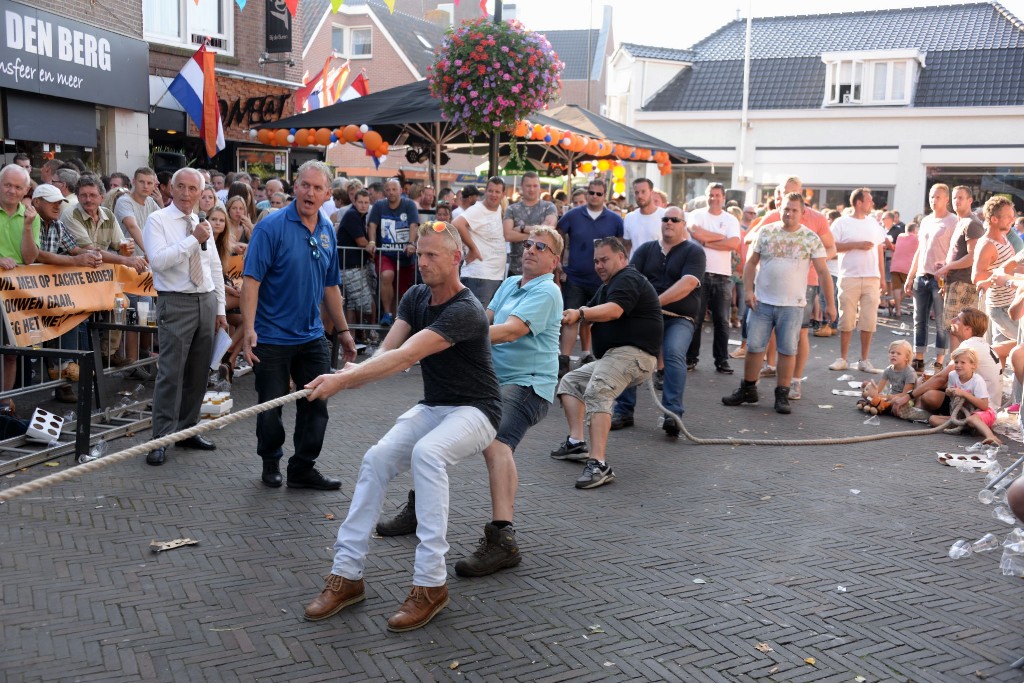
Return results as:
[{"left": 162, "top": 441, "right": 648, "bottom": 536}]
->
[{"left": 428, "top": 17, "right": 563, "bottom": 137}]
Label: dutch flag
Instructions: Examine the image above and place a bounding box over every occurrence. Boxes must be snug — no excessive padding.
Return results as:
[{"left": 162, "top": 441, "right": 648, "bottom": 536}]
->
[{"left": 168, "top": 43, "right": 226, "bottom": 159}]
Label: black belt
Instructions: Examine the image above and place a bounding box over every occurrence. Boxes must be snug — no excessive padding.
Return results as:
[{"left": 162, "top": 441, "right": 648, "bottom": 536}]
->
[
  {"left": 704, "top": 273, "right": 731, "bottom": 280},
  {"left": 156, "top": 290, "right": 214, "bottom": 297}
]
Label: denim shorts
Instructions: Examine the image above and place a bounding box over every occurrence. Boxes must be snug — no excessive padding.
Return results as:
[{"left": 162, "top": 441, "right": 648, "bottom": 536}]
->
[
  {"left": 562, "top": 280, "right": 599, "bottom": 310},
  {"left": 747, "top": 303, "right": 803, "bottom": 356},
  {"left": 495, "top": 383, "right": 550, "bottom": 451}
]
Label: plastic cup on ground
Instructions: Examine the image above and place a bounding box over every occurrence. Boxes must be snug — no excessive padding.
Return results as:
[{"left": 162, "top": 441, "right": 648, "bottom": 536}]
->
[{"left": 971, "top": 532, "right": 1001, "bottom": 553}]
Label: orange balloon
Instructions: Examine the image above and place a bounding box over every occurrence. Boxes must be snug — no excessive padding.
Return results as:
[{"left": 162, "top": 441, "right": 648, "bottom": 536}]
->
[
  {"left": 295, "top": 129, "right": 308, "bottom": 145},
  {"left": 363, "top": 130, "right": 383, "bottom": 152},
  {"left": 314, "top": 128, "right": 332, "bottom": 146},
  {"left": 378, "top": 141, "right": 390, "bottom": 155},
  {"left": 274, "top": 129, "right": 289, "bottom": 146},
  {"left": 514, "top": 121, "right": 528, "bottom": 137},
  {"left": 257, "top": 129, "right": 273, "bottom": 145},
  {"left": 580, "top": 161, "right": 593, "bottom": 173},
  {"left": 532, "top": 124, "right": 545, "bottom": 140},
  {"left": 342, "top": 124, "right": 360, "bottom": 143},
  {"left": 585, "top": 139, "right": 598, "bottom": 155}
]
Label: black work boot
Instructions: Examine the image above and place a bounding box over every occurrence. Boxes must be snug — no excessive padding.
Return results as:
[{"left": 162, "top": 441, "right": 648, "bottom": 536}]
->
[
  {"left": 722, "top": 379, "right": 759, "bottom": 406},
  {"left": 454, "top": 523, "right": 521, "bottom": 577},
  {"left": 774, "top": 386, "right": 792, "bottom": 414},
  {"left": 376, "top": 490, "right": 418, "bottom": 536}
]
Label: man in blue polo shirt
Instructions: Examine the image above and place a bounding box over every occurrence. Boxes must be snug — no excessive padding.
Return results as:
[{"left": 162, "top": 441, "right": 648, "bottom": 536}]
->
[
  {"left": 241, "top": 161, "right": 357, "bottom": 490},
  {"left": 556, "top": 178, "right": 623, "bottom": 376},
  {"left": 375, "top": 226, "right": 564, "bottom": 576}
]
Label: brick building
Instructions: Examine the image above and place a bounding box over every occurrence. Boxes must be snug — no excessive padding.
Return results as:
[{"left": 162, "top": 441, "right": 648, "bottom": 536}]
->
[{"left": 146, "top": 0, "right": 312, "bottom": 176}]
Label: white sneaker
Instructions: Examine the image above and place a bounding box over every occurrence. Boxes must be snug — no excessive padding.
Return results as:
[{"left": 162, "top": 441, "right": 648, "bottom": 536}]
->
[
  {"left": 829, "top": 358, "right": 849, "bottom": 371},
  {"left": 856, "top": 359, "right": 883, "bottom": 374},
  {"left": 790, "top": 379, "right": 802, "bottom": 400}
]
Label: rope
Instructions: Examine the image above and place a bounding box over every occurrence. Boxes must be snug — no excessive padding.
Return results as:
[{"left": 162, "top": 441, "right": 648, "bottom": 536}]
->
[
  {"left": 0, "top": 377, "right": 974, "bottom": 504},
  {"left": 0, "top": 388, "right": 311, "bottom": 504},
  {"left": 647, "top": 378, "right": 970, "bottom": 446}
]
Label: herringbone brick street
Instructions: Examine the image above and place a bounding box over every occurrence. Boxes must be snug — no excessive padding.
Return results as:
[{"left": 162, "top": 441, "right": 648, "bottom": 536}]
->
[{"left": 3, "top": 318, "right": 1023, "bottom": 682}]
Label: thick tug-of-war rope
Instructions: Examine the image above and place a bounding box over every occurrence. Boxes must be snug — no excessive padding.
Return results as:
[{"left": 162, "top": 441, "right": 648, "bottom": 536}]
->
[
  {"left": 0, "top": 389, "right": 312, "bottom": 504},
  {"left": 647, "top": 378, "right": 969, "bottom": 446},
  {"left": 0, "top": 381, "right": 971, "bottom": 504}
]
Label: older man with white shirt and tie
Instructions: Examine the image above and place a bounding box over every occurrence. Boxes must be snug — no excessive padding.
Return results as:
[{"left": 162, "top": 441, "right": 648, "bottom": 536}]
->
[{"left": 142, "top": 167, "right": 226, "bottom": 466}]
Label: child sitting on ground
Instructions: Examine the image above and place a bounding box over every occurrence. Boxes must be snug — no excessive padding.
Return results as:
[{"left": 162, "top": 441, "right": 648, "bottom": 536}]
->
[
  {"left": 928, "top": 346, "right": 1001, "bottom": 444},
  {"left": 859, "top": 340, "right": 917, "bottom": 415}
]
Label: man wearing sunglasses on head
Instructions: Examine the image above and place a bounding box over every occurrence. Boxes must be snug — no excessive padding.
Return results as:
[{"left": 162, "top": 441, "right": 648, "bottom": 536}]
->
[
  {"left": 241, "top": 161, "right": 356, "bottom": 490},
  {"left": 556, "top": 178, "right": 624, "bottom": 378},
  {"left": 302, "top": 220, "right": 501, "bottom": 632},
  {"left": 375, "top": 226, "right": 564, "bottom": 577}
]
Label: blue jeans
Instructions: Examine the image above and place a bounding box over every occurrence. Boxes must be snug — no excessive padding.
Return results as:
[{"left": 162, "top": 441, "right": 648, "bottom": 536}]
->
[
  {"left": 912, "top": 275, "right": 947, "bottom": 352},
  {"left": 615, "top": 317, "right": 695, "bottom": 417},
  {"left": 253, "top": 337, "right": 332, "bottom": 474},
  {"left": 687, "top": 273, "right": 733, "bottom": 366}
]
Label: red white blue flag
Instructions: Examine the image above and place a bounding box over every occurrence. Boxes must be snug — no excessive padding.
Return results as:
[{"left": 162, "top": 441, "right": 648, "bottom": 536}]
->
[{"left": 168, "top": 44, "right": 226, "bottom": 158}]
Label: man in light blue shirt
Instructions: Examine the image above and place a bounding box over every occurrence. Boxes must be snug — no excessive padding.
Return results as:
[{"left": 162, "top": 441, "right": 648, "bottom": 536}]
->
[{"left": 376, "top": 225, "right": 564, "bottom": 577}]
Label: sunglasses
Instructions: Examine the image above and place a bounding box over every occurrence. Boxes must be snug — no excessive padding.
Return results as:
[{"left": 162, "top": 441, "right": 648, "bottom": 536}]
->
[
  {"left": 662, "top": 216, "right": 683, "bottom": 223},
  {"left": 524, "top": 239, "right": 555, "bottom": 254},
  {"left": 307, "top": 235, "right": 320, "bottom": 259},
  {"left": 588, "top": 190, "right": 604, "bottom": 197},
  {"left": 428, "top": 220, "right": 462, "bottom": 246}
]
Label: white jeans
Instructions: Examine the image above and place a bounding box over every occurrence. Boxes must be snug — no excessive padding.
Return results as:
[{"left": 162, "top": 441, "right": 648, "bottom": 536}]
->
[{"left": 331, "top": 404, "right": 496, "bottom": 586}]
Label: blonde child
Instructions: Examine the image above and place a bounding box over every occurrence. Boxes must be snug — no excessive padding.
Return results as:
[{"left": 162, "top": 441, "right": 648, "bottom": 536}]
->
[
  {"left": 859, "top": 340, "right": 917, "bottom": 415},
  {"left": 928, "top": 347, "right": 1001, "bottom": 444}
]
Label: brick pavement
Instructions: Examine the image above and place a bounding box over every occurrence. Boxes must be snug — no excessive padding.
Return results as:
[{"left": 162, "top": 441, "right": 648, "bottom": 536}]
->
[{"left": 2, "top": 315, "right": 1023, "bottom": 682}]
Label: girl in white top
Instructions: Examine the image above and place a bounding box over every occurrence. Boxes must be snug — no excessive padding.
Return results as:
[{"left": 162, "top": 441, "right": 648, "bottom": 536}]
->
[{"left": 928, "top": 347, "right": 1000, "bottom": 444}]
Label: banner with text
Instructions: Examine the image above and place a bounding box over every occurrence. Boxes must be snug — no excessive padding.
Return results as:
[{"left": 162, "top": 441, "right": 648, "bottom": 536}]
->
[{"left": 0, "top": 264, "right": 156, "bottom": 346}]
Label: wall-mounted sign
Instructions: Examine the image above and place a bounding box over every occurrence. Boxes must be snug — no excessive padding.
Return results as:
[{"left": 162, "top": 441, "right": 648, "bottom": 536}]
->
[
  {"left": 0, "top": 0, "right": 149, "bottom": 111},
  {"left": 265, "top": 0, "right": 291, "bottom": 54},
  {"left": 221, "top": 94, "right": 292, "bottom": 129}
]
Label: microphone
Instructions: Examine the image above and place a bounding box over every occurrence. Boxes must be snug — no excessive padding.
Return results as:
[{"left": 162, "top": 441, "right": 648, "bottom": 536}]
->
[{"left": 197, "top": 211, "right": 208, "bottom": 250}]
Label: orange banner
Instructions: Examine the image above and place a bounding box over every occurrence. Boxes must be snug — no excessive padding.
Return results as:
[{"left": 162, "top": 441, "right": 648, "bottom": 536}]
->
[{"left": 0, "top": 264, "right": 154, "bottom": 346}]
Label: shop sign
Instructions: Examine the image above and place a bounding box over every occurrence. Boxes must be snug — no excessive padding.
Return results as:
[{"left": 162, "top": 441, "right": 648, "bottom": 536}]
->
[
  {"left": 221, "top": 94, "right": 291, "bottom": 129},
  {"left": 0, "top": 0, "right": 148, "bottom": 111}
]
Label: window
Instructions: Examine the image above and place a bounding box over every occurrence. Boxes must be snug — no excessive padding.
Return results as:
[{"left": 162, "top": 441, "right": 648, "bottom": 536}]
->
[
  {"left": 415, "top": 33, "right": 432, "bottom": 50},
  {"left": 351, "top": 28, "right": 372, "bottom": 57},
  {"left": 822, "top": 50, "right": 921, "bottom": 107},
  {"left": 826, "top": 59, "right": 863, "bottom": 105},
  {"left": 143, "top": 0, "right": 232, "bottom": 54},
  {"left": 331, "top": 26, "right": 373, "bottom": 59}
]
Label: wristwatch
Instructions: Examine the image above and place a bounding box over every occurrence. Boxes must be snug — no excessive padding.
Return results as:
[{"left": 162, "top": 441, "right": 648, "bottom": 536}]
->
[{"left": 578, "top": 307, "right": 587, "bottom": 323}]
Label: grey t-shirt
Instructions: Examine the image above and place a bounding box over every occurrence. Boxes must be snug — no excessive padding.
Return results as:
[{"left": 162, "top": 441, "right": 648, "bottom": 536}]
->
[
  {"left": 114, "top": 193, "right": 160, "bottom": 258},
  {"left": 945, "top": 215, "right": 985, "bottom": 284},
  {"left": 397, "top": 285, "right": 502, "bottom": 430},
  {"left": 504, "top": 199, "right": 557, "bottom": 275},
  {"left": 883, "top": 365, "right": 917, "bottom": 394}
]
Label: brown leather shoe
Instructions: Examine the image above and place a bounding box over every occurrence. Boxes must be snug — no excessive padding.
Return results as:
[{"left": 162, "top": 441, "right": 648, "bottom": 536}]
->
[
  {"left": 303, "top": 574, "right": 365, "bottom": 621},
  {"left": 386, "top": 584, "right": 449, "bottom": 632}
]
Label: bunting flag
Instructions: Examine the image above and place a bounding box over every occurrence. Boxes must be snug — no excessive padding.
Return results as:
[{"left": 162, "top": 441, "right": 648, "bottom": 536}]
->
[
  {"left": 383, "top": 0, "right": 395, "bottom": 12},
  {"left": 168, "top": 44, "right": 225, "bottom": 158},
  {"left": 340, "top": 72, "right": 369, "bottom": 102},
  {"left": 330, "top": 0, "right": 344, "bottom": 11},
  {"left": 284, "top": 0, "right": 298, "bottom": 16},
  {"left": 235, "top": 0, "right": 246, "bottom": 9}
]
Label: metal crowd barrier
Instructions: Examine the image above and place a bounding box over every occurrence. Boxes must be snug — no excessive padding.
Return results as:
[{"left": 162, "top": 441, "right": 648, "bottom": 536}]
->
[{"left": 0, "top": 313, "right": 158, "bottom": 473}]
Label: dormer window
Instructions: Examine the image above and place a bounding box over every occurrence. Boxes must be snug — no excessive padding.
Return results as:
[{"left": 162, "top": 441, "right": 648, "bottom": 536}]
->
[{"left": 822, "top": 50, "right": 923, "bottom": 107}]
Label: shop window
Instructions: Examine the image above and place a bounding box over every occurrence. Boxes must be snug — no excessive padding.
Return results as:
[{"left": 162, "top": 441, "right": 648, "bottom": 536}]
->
[
  {"left": 331, "top": 26, "right": 372, "bottom": 59},
  {"left": 143, "top": 0, "right": 233, "bottom": 55}
]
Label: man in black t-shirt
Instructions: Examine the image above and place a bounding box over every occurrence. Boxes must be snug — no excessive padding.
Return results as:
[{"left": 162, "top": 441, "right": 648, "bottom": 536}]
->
[
  {"left": 611, "top": 206, "right": 706, "bottom": 437},
  {"left": 336, "top": 189, "right": 375, "bottom": 322},
  {"left": 303, "top": 221, "right": 501, "bottom": 633},
  {"left": 550, "top": 237, "right": 662, "bottom": 489}
]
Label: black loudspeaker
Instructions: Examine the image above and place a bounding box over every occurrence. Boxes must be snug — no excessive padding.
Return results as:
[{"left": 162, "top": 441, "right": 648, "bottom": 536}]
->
[{"left": 153, "top": 152, "right": 186, "bottom": 175}]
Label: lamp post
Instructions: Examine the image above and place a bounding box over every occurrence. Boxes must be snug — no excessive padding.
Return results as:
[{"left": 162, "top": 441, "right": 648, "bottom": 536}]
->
[{"left": 487, "top": 2, "right": 503, "bottom": 178}]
